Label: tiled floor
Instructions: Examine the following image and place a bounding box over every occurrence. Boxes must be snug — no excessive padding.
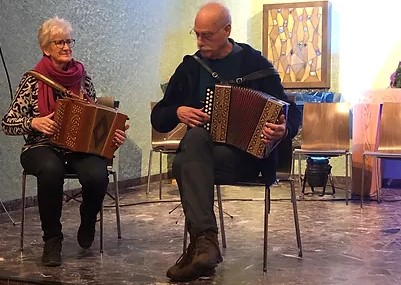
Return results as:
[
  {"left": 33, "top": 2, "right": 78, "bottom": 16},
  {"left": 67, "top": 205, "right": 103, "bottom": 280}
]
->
[{"left": 1, "top": 180, "right": 401, "bottom": 284}]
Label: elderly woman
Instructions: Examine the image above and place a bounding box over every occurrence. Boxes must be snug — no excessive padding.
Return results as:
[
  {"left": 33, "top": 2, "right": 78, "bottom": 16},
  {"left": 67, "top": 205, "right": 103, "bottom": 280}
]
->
[{"left": 2, "top": 17, "right": 128, "bottom": 267}]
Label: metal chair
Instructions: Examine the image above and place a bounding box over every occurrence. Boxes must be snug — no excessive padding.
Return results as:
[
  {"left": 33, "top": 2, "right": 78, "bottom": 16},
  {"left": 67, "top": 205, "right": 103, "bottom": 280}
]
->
[
  {"left": 361, "top": 102, "right": 401, "bottom": 207},
  {"left": 20, "top": 96, "right": 122, "bottom": 253},
  {"left": 292, "top": 102, "right": 351, "bottom": 204},
  {"left": 0, "top": 199, "right": 18, "bottom": 226},
  {"left": 183, "top": 137, "right": 303, "bottom": 272},
  {"left": 146, "top": 102, "right": 186, "bottom": 199},
  {"left": 20, "top": 163, "right": 121, "bottom": 253}
]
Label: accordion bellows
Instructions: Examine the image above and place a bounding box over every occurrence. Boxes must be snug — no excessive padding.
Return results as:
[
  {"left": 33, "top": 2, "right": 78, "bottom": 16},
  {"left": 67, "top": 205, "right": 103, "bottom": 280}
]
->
[
  {"left": 204, "top": 84, "right": 289, "bottom": 159},
  {"left": 51, "top": 98, "right": 128, "bottom": 159}
]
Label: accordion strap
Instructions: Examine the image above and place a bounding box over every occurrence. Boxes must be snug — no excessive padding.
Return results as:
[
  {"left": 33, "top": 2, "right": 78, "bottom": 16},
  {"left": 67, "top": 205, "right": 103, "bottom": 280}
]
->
[
  {"left": 193, "top": 55, "right": 222, "bottom": 81},
  {"left": 25, "top": 70, "right": 81, "bottom": 99},
  {"left": 193, "top": 54, "right": 278, "bottom": 85}
]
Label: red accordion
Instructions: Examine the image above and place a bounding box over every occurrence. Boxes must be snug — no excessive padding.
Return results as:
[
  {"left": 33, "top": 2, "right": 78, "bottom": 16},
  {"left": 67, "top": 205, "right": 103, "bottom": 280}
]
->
[
  {"left": 51, "top": 98, "right": 128, "bottom": 159},
  {"left": 203, "top": 84, "right": 289, "bottom": 159}
]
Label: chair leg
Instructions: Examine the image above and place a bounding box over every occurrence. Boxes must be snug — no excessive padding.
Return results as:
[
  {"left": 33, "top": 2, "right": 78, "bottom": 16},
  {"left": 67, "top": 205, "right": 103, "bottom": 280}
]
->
[
  {"left": 0, "top": 199, "right": 17, "bottom": 226},
  {"left": 146, "top": 150, "right": 153, "bottom": 194},
  {"left": 20, "top": 172, "right": 27, "bottom": 252},
  {"left": 215, "top": 185, "right": 226, "bottom": 249},
  {"left": 263, "top": 186, "right": 270, "bottom": 272},
  {"left": 290, "top": 179, "right": 303, "bottom": 257},
  {"left": 376, "top": 157, "right": 381, "bottom": 203},
  {"left": 159, "top": 152, "right": 163, "bottom": 200},
  {"left": 345, "top": 152, "right": 349, "bottom": 205},
  {"left": 361, "top": 154, "right": 366, "bottom": 208},
  {"left": 297, "top": 153, "right": 302, "bottom": 197},
  {"left": 112, "top": 171, "right": 122, "bottom": 239}
]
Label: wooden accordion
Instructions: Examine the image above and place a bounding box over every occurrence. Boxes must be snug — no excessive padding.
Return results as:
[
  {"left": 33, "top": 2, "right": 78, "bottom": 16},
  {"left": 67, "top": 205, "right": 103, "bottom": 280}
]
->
[
  {"left": 203, "top": 84, "right": 289, "bottom": 159},
  {"left": 51, "top": 98, "right": 128, "bottom": 159}
]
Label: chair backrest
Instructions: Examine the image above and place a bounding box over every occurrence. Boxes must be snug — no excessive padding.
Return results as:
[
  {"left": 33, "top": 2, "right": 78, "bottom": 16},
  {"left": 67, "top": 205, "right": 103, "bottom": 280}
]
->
[
  {"left": 150, "top": 102, "right": 187, "bottom": 151},
  {"left": 378, "top": 102, "right": 401, "bottom": 153},
  {"left": 97, "top": 96, "right": 117, "bottom": 108},
  {"left": 301, "top": 102, "right": 350, "bottom": 151}
]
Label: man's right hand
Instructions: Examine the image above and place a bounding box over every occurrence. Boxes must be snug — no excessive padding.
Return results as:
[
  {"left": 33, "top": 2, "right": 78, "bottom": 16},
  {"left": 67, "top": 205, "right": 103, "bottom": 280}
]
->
[{"left": 177, "top": 106, "right": 210, "bottom": 128}]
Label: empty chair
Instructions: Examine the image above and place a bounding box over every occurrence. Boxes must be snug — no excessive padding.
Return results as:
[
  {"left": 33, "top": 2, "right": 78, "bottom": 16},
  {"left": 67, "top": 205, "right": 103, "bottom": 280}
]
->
[
  {"left": 147, "top": 102, "right": 186, "bottom": 199},
  {"left": 293, "top": 102, "right": 351, "bottom": 204}
]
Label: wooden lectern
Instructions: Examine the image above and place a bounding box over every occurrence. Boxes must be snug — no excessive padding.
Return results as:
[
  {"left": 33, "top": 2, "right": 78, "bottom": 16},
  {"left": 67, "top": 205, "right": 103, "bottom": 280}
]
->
[{"left": 352, "top": 89, "right": 401, "bottom": 197}]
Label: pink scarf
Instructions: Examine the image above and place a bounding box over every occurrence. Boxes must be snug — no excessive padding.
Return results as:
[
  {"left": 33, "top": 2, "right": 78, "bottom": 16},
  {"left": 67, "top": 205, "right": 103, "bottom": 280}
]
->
[{"left": 34, "top": 56, "right": 85, "bottom": 116}]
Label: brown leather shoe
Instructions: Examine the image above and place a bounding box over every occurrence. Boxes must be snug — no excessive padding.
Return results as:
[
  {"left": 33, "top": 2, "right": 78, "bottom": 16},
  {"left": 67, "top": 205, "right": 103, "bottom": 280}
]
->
[
  {"left": 192, "top": 231, "right": 223, "bottom": 268},
  {"left": 166, "top": 231, "right": 222, "bottom": 282}
]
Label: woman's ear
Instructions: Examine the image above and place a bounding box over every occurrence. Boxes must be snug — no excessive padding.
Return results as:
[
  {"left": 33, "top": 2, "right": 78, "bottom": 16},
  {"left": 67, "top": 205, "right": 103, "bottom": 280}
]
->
[{"left": 41, "top": 46, "right": 50, "bottom": 57}]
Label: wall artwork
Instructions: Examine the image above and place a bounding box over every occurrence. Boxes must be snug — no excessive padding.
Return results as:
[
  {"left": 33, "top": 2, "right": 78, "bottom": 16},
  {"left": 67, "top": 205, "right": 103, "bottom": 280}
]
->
[{"left": 263, "top": 1, "right": 331, "bottom": 89}]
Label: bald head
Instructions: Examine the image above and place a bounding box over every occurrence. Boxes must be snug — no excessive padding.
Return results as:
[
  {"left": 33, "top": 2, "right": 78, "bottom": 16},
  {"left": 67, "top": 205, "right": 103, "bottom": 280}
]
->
[{"left": 195, "top": 2, "right": 232, "bottom": 29}]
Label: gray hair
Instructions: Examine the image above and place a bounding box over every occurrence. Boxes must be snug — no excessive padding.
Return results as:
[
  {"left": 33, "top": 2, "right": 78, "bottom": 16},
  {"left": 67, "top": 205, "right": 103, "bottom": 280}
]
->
[{"left": 38, "top": 16, "right": 73, "bottom": 49}]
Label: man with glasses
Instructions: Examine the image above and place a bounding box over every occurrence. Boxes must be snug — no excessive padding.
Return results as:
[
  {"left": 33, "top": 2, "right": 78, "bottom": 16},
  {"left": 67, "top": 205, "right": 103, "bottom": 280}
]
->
[{"left": 151, "top": 2, "right": 300, "bottom": 281}]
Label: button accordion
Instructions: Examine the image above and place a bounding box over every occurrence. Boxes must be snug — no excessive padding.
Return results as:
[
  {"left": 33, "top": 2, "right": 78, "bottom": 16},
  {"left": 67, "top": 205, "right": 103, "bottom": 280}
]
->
[
  {"left": 203, "top": 84, "right": 289, "bottom": 159},
  {"left": 51, "top": 98, "right": 128, "bottom": 159}
]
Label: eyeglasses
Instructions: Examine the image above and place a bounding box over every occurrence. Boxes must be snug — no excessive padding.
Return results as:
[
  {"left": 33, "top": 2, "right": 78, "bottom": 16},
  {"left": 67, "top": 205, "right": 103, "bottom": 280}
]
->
[
  {"left": 50, "top": 39, "right": 75, "bottom": 49},
  {"left": 189, "top": 24, "right": 228, "bottom": 40}
]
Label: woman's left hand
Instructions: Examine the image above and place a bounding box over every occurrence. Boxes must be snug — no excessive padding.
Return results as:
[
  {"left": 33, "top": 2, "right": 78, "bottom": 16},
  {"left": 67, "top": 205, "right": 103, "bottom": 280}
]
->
[
  {"left": 261, "top": 114, "right": 287, "bottom": 145},
  {"left": 113, "top": 125, "right": 130, "bottom": 148}
]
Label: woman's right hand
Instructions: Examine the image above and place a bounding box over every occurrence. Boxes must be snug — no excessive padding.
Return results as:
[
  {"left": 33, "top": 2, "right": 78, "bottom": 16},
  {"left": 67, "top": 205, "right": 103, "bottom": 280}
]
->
[{"left": 31, "top": 112, "right": 57, "bottom": 135}]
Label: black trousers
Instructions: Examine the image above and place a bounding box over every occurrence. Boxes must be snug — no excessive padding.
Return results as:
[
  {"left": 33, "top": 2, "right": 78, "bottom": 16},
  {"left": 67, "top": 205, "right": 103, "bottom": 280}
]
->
[
  {"left": 20, "top": 146, "right": 109, "bottom": 242},
  {"left": 173, "top": 127, "right": 270, "bottom": 236}
]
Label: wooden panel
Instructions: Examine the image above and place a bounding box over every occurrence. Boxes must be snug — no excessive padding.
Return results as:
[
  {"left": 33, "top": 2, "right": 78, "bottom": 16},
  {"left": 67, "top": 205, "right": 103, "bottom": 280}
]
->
[
  {"left": 301, "top": 102, "right": 350, "bottom": 150},
  {"left": 150, "top": 102, "right": 186, "bottom": 149},
  {"left": 352, "top": 89, "right": 401, "bottom": 196},
  {"left": 379, "top": 102, "right": 401, "bottom": 152},
  {"left": 352, "top": 104, "right": 381, "bottom": 197}
]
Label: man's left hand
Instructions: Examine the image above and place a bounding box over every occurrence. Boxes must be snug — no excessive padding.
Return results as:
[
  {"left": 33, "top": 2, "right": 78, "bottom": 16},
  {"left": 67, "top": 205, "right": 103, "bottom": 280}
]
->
[
  {"left": 113, "top": 125, "right": 130, "bottom": 148},
  {"left": 261, "top": 114, "right": 287, "bottom": 145}
]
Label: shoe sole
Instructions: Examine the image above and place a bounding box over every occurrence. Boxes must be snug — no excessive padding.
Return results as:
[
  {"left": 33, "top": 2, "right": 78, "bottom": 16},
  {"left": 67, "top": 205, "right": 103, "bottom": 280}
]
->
[
  {"left": 167, "top": 265, "right": 216, "bottom": 282},
  {"left": 42, "top": 260, "right": 62, "bottom": 267}
]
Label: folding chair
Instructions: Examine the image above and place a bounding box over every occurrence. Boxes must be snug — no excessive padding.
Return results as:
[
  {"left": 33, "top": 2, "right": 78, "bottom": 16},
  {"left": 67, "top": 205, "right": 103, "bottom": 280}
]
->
[
  {"left": 146, "top": 102, "right": 186, "bottom": 199},
  {"left": 293, "top": 102, "right": 351, "bottom": 204}
]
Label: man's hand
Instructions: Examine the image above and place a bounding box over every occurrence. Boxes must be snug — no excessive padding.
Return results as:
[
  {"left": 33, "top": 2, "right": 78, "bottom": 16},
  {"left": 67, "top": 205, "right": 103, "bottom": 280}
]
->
[
  {"left": 31, "top": 112, "right": 57, "bottom": 135},
  {"left": 177, "top": 106, "right": 210, "bottom": 128},
  {"left": 261, "top": 114, "right": 287, "bottom": 145},
  {"left": 113, "top": 125, "right": 130, "bottom": 148}
]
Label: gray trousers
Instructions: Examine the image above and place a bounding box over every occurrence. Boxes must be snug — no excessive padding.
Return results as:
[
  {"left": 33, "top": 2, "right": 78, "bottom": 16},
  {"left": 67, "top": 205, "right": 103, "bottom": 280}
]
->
[{"left": 172, "top": 127, "right": 265, "bottom": 235}]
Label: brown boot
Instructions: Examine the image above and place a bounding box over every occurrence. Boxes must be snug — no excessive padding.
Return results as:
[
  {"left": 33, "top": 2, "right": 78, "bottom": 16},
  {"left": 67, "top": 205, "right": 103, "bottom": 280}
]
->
[
  {"left": 192, "top": 230, "right": 223, "bottom": 268},
  {"left": 166, "top": 231, "right": 222, "bottom": 282}
]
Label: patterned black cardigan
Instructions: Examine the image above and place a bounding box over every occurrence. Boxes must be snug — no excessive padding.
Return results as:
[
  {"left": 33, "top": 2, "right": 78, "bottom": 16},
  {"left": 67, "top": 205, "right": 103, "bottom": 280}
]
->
[{"left": 1, "top": 74, "right": 96, "bottom": 152}]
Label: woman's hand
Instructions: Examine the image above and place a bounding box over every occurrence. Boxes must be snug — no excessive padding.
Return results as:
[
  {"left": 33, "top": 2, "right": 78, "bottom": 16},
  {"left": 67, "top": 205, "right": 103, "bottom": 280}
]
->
[
  {"left": 31, "top": 112, "right": 57, "bottom": 135},
  {"left": 177, "top": 106, "right": 210, "bottom": 128},
  {"left": 261, "top": 114, "right": 287, "bottom": 145},
  {"left": 113, "top": 125, "right": 130, "bottom": 148}
]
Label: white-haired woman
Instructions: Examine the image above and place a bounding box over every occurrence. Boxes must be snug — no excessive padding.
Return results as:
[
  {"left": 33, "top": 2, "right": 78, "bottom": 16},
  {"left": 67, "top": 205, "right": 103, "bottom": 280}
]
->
[{"left": 2, "top": 17, "right": 128, "bottom": 267}]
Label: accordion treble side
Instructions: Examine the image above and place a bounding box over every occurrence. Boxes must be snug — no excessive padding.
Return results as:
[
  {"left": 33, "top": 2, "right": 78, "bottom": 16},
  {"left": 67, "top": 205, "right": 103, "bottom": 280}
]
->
[
  {"left": 203, "top": 84, "right": 289, "bottom": 159},
  {"left": 51, "top": 98, "right": 128, "bottom": 159}
]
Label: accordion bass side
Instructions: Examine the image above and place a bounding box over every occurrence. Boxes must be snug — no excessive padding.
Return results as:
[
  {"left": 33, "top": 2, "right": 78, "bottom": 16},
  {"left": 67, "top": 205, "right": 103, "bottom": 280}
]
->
[
  {"left": 203, "top": 84, "right": 289, "bottom": 159},
  {"left": 51, "top": 98, "right": 128, "bottom": 159}
]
